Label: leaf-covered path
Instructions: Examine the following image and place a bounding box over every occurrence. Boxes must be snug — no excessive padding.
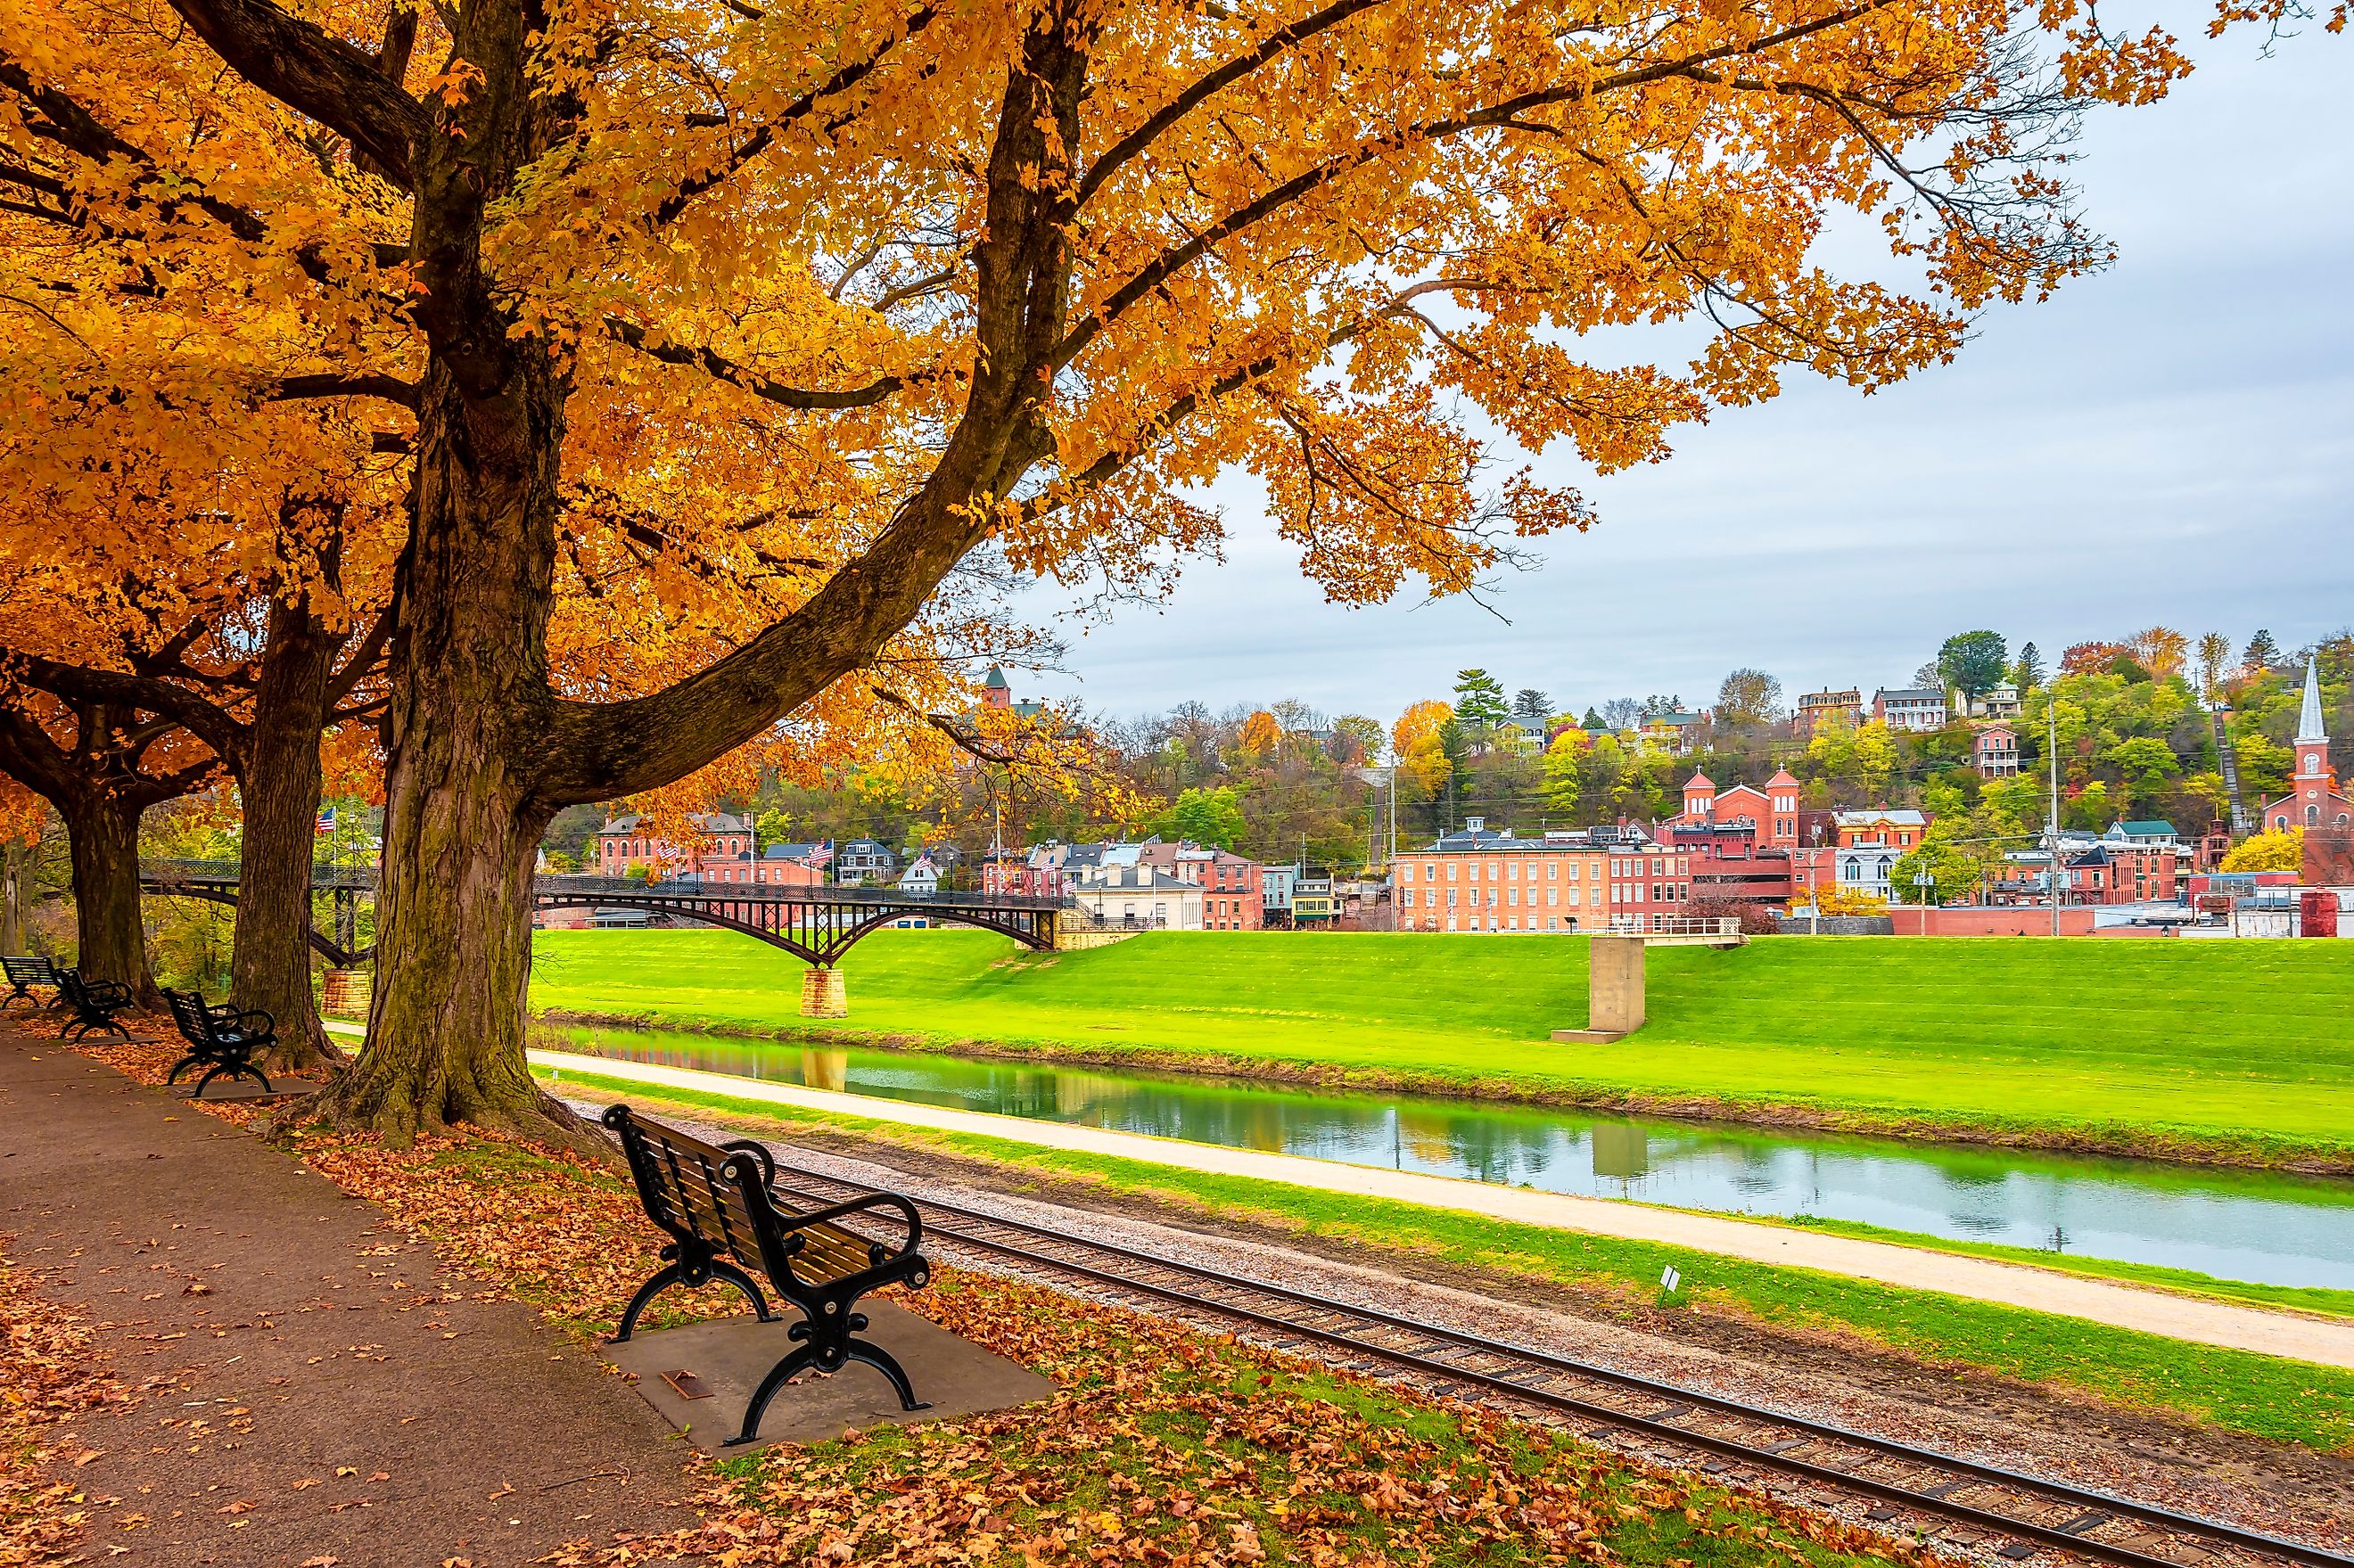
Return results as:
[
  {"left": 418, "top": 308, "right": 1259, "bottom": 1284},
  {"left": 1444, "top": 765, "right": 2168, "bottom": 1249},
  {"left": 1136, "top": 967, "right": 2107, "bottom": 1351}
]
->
[{"left": 0, "top": 1026, "right": 696, "bottom": 1564}]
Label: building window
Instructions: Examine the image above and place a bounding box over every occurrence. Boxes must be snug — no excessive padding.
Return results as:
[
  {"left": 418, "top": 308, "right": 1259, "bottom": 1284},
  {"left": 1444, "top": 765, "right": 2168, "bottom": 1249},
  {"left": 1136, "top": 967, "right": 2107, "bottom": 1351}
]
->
[{"left": 1447, "top": 863, "right": 1458, "bottom": 882}]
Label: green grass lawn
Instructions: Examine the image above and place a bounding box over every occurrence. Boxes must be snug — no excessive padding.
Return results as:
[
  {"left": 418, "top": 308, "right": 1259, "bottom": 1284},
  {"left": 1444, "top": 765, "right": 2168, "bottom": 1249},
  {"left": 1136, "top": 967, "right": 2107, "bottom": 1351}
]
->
[
  {"left": 529, "top": 928, "right": 2354, "bottom": 1167},
  {"left": 539, "top": 1066, "right": 2354, "bottom": 1452}
]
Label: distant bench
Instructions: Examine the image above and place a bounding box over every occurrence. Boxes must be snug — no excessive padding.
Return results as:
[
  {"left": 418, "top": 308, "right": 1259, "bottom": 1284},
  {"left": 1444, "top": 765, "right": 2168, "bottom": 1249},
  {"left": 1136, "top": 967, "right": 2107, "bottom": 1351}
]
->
[
  {"left": 161, "top": 989, "right": 276, "bottom": 1096},
  {"left": 56, "top": 969, "right": 134, "bottom": 1042},
  {"left": 2, "top": 955, "right": 60, "bottom": 1010},
  {"left": 602, "top": 1104, "right": 932, "bottom": 1445}
]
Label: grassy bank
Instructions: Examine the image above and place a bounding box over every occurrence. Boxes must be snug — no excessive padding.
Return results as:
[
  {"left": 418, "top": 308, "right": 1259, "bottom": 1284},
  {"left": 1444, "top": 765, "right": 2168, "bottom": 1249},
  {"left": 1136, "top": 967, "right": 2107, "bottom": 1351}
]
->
[
  {"left": 539, "top": 1064, "right": 2354, "bottom": 1453},
  {"left": 530, "top": 928, "right": 2354, "bottom": 1170}
]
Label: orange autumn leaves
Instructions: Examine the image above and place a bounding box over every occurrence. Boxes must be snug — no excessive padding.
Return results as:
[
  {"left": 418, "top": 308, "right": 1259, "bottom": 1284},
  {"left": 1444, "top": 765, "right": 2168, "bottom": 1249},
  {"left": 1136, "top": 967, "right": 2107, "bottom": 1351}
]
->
[{"left": 11, "top": 0, "right": 2204, "bottom": 650}]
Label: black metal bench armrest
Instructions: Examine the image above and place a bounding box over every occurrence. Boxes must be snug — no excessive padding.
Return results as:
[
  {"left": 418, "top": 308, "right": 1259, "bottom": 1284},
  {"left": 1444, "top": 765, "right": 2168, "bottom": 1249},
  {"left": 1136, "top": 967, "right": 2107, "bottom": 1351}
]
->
[
  {"left": 720, "top": 1139, "right": 778, "bottom": 1186},
  {"left": 772, "top": 1190, "right": 924, "bottom": 1256},
  {"left": 84, "top": 979, "right": 133, "bottom": 1006},
  {"left": 224, "top": 1009, "right": 276, "bottom": 1034}
]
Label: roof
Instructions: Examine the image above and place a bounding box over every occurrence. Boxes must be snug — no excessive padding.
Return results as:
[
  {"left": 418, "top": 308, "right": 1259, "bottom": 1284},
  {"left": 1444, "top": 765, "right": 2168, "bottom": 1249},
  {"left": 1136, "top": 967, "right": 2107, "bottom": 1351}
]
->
[
  {"left": 1834, "top": 809, "right": 1928, "bottom": 826},
  {"left": 1766, "top": 768, "right": 1800, "bottom": 787},
  {"left": 2298, "top": 656, "right": 2327, "bottom": 743},
  {"left": 1875, "top": 687, "right": 1945, "bottom": 703},
  {"left": 2112, "top": 820, "right": 2177, "bottom": 838},
  {"left": 1683, "top": 770, "right": 1716, "bottom": 789},
  {"left": 763, "top": 841, "right": 825, "bottom": 859},
  {"left": 984, "top": 666, "right": 1011, "bottom": 690},
  {"left": 1644, "top": 710, "right": 1703, "bottom": 727},
  {"left": 1799, "top": 689, "right": 1861, "bottom": 704},
  {"left": 600, "top": 812, "right": 748, "bottom": 835}
]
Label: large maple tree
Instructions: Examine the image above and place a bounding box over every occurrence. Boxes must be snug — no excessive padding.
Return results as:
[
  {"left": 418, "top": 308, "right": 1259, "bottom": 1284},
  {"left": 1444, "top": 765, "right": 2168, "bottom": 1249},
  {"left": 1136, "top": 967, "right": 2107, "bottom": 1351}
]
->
[{"left": 5, "top": 0, "right": 2191, "bottom": 1137}]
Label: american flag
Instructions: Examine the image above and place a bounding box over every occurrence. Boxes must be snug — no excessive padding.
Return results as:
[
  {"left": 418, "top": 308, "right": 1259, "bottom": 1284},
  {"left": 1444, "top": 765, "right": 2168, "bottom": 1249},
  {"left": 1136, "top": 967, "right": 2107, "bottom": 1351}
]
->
[
  {"left": 314, "top": 805, "right": 337, "bottom": 835},
  {"left": 808, "top": 840, "right": 833, "bottom": 867}
]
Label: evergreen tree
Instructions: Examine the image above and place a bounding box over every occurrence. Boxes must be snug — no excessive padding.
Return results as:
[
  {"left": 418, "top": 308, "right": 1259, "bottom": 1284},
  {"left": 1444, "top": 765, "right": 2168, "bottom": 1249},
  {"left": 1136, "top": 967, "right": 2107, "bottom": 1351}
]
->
[
  {"left": 2243, "top": 629, "right": 2284, "bottom": 671},
  {"left": 1511, "top": 688, "right": 1553, "bottom": 724},
  {"left": 2014, "top": 642, "right": 2045, "bottom": 690},
  {"left": 1581, "top": 707, "right": 1606, "bottom": 731},
  {"left": 1453, "top": 669, "right": 1510, "bottom": 728}
]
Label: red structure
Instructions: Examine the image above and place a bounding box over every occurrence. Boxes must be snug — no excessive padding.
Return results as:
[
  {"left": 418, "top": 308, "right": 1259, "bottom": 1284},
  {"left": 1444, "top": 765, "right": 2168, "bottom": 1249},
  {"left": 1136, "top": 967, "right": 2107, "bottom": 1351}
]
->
[{"left": 2259, "top": 658, "right": 2351, "bottom": 835}]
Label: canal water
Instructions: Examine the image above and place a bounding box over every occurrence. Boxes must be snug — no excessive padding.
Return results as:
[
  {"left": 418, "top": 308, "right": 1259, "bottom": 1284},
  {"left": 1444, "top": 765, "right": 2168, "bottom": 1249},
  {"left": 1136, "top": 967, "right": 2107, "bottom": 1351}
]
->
[{"left": 534, "top": 1022, "right": 2354, "bottom": 1291}]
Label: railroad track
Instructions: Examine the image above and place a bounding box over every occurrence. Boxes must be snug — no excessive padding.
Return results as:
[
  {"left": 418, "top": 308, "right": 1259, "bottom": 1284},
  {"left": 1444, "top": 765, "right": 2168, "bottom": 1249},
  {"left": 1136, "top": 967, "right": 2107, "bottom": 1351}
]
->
[{"left": 751, "top": 1149, "right": 2348, "bottom": 1568}]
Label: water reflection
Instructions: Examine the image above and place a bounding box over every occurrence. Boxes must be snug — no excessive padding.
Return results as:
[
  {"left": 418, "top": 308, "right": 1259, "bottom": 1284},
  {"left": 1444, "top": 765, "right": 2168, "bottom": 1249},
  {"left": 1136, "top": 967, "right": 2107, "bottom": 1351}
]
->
[{"left": 535, "top": 1022, "right": 2354, "bottom": 1291}]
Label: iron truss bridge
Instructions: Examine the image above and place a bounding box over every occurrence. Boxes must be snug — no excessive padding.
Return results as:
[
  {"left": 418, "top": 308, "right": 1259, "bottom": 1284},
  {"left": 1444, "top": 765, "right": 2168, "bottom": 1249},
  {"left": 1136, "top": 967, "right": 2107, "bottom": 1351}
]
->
[{"left": 137, "top": 861, "right": 1066, "bottom": 968}]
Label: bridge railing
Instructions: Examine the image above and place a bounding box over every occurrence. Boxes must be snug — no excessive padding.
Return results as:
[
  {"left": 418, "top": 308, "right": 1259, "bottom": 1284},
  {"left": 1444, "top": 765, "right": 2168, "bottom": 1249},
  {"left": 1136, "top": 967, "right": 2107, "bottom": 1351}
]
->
[
  {"left": 531, "top": 873, "right": 1066, "bottom": 911},
  {"left": 142, "top": 858, "right": 379, "bottom": 891},
  {"left": 144, "top": 860, "right": 1069, "bottom": 914},
  {"left": 1605, "top": 915, "right": 1743, "bottom": 937}
]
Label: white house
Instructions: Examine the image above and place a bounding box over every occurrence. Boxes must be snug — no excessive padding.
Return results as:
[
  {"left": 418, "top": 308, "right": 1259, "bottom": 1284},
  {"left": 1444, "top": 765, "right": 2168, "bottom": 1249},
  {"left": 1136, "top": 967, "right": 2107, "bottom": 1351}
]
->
[
  {"left": 897, "top": 855, "right": 941, "bottom": 896},
  {"left": 1071, "top": 863, "right": 1204, "bottom": 930}
]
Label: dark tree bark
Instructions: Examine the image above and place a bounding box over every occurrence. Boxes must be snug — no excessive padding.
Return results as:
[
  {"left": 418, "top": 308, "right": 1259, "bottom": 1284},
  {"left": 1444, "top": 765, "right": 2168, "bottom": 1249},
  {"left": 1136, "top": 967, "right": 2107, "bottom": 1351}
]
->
[
  {"left": 2, "top": 535, "right": 383, "bottom": 1071},
  {"left": 0, "top": 700, "right": 209, "bottom": 1009},
  {"left": 230, "top": 589, "right": 341, "bottom": 1070},
  {"left": 60, "top": 783, "right": 160, "bottom": 1006},
  {"left": 157, "top": 0, "right": 1089, "bottom": 1143}
]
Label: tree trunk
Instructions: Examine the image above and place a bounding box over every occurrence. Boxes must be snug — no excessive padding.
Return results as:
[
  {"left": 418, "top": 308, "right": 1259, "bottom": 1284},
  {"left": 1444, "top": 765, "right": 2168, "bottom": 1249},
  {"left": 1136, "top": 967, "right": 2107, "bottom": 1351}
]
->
[
  {"left": 231, "top": 592, "right": 340, "bottom": 1072},
  {"left": 316, "top": 357, "right": 578, "bottom": 1142},
  {"left": 63, "top": 787, "right": 160, "bottom": 1008},
  {"left": 3, "top": 841, "right": 24, "bottom": 953}
]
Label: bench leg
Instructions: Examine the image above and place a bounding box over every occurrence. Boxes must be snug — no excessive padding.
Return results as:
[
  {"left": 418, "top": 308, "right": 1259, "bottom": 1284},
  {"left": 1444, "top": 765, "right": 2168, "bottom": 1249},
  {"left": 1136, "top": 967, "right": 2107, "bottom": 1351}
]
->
[
  {"left": 192, "top": 1063, "right": 236, "bottom": 1097},
  {"left": 843, "top": 1336, "right": 929, "bottom": 1413},
  {"left": 723, "top": 1345, "right": 819, "bottom": 1447},
  {"left": 608, "top": 1260, "right": 776, "bottom": 1344},
  {"left": 167, "top": 1054, "right": 203, "bottom": 1084}
]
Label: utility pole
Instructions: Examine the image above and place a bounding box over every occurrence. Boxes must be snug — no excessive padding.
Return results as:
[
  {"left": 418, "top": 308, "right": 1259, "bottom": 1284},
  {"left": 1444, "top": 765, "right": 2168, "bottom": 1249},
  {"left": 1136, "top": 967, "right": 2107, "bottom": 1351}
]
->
[
  {"left": 1388, "top": 765, "right": 1397, "bottom": 866},
  {"left": 2046, "top": 693, "right": 2063, "bottom": 938}
]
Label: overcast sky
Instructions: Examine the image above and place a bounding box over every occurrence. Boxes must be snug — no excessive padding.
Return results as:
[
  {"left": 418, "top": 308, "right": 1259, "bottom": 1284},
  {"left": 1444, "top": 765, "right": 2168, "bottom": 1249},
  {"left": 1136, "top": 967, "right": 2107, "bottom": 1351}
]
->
[{"left": 1012, "top": 19, "right": 2353, "bottom": 726}]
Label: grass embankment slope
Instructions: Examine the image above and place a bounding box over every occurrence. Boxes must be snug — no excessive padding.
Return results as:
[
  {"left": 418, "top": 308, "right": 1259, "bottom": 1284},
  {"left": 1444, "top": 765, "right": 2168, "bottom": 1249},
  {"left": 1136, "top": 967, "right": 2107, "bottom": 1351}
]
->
[{"left": 530, "top": 929, "right": 2354, "bottom": 1169}]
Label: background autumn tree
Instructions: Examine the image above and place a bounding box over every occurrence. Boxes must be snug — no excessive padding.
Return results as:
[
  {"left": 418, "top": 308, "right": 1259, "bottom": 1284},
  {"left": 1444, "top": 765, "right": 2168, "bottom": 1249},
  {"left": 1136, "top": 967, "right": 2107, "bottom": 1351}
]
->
[
  {"left": 1937, "top": 631, "right": 2009, "bottom": 698},
  {"left": 9, "top": 0, "right": 2194, "bottom": 1136},
  {"left": 1715, "top": 669, "right": 1783, "bottom": 728}
]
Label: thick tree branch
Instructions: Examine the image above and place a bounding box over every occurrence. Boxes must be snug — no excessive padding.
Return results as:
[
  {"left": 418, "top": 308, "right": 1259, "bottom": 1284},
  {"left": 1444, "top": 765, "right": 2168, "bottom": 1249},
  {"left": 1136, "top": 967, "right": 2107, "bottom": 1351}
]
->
[
  {"left": 531, "top": 489, "right": 995, "bottom": 807},
  {"left": 325, "top": 596, "right": 398, "bottom": 708},
  {"left": 600, "top": 316, "right": 905, "bottom": 409},
  {"left": 266, "top": 372, "right": 421, "bottom": 408},
  {"left": 160, "top": 0, "right": 428, "bottom": 190},
  {"left": 0, "top": 653, "right": 248, "bottom": 770}
]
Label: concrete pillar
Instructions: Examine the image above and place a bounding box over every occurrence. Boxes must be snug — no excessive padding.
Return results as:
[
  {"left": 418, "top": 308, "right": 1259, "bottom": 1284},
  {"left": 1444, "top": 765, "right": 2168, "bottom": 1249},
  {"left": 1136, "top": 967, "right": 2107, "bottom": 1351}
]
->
[
  {"left": 1554, "top": 934, "right": 1648, "bottom": 1043},
  {"left": 1588, "top": 934, "right": 1646, "bottom": 1036},
  {"left": 800, "top": 966, "right": 847, "bottom": 1019}
]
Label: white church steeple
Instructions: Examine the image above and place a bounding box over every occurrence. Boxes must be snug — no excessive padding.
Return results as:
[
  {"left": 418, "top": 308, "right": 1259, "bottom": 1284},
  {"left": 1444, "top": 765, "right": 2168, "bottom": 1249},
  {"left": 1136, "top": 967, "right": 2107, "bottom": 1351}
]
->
[{"left": 2297, "top": 656, "right": 2327, "bottom": 745}]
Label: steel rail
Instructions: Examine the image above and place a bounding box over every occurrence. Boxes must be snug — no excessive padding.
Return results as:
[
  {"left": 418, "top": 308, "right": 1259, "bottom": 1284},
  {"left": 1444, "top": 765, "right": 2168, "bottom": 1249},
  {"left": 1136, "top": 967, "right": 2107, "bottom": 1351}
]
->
[{"left": 753, "top": 1152, "right": 2349, "bottom": 1568}]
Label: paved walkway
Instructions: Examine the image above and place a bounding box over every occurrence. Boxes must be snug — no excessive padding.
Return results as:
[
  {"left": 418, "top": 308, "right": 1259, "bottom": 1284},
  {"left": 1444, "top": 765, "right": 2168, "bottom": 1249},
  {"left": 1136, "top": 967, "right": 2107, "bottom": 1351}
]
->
[
  {"left": 0, "top": 1030, "right": 696, "bottom": 1565},
  {"left": 531, "top": 1047, "right": 2354, "bottom": 1371}
]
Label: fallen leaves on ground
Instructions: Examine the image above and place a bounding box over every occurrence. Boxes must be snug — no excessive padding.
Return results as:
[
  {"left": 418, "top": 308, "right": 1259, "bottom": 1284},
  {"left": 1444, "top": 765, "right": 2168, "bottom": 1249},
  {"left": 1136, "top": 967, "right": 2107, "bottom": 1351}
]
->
[
  {"left": 56, "top": 1031, "right": 1922, "bottom": 1568},
  {"left": 0, "top": 1244, "right": 131, "bottom": 1566}
]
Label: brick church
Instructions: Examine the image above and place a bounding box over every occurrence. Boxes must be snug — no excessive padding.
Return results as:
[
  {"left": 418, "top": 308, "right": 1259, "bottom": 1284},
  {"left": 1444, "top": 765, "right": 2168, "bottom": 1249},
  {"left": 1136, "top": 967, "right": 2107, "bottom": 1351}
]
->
[{"left": 2259, "top": 658, "right": 2351, "bottom": 835}]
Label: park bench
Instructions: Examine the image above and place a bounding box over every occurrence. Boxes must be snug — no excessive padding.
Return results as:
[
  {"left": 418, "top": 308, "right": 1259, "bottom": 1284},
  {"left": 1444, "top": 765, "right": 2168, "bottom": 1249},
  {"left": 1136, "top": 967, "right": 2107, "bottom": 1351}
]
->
[
  {"left": 2, "top": 954, "right": 61, "bottom": 1010},
  {"left": 160, "top": 989, "right": 276, "bottom": 1096},
  {"left": 601, "top": 1103, "right": 933, "bottom": 1445},
  {"left": 55, "top": 968, "right": 135, "bottom": 1041}
]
